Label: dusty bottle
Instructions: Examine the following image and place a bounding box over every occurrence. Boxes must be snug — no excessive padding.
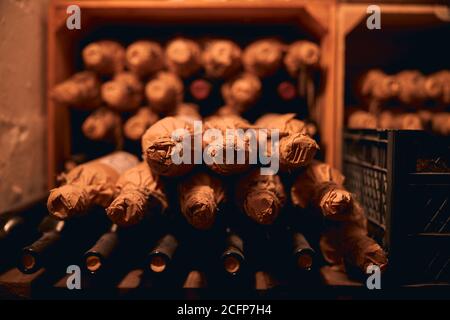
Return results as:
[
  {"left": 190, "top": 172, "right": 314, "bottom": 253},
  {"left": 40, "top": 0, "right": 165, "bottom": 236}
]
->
[
  {"left": 236, "top": 169, "right": 286, "bottom": 225},
  {"left": 396, "top": 70, "right": 427, "bottom": 106},
  {"left": 320, "top": 201, "right": 388, "bottom": 274},
  {"left": 82, "top": 107, "right": 122, "bottom": 143},
  {"left": 291, "top": 231, "right": 315, "bottom": 271},
  {"left": 202, "top": 39, "right": 241, "bottom": 79},
  {"left": 221, "top": 229, "right": 245, "bottom": 275},
  {"left": 347, "top": 110, "right": 377, "bottom": 129},
  {"left": 425, "top": 70, "right": 450, "bottom": 105},
  {"left": 18, "top": 216, "right": 65, "bottom": 274},
  {"left": 254, "top": 113, "right": 319, "bottom": 171},
  {"left": 47, "top": 152, "right": 139, "bottom": 220},
  {"left": 243, "top": 39, "right": 284, "bottom": 78},
  {"left": 147, "top": 233, "right": 179, "bottom": 273},
  {"left": 82, "top": 40, "right": 125, "bottom": 76},
  {"left": 357, "top": 69, "right": 399, "bottom": 112},
  {"left": 84, "top": 223, "right": 120, "bottom": 274},
  {"left": 50, "top": 71, "right": 102, "bottom": 110},
  {"left": 284, "top": 40, "right": 320, "bottom": 76},
  {"left": 291, "top": 160, "right": 353, "bottom": 220},
  {"left": 203, "top": 114, "right": 251, "bottom": 175},
  {"left": 221, "top": 73, "right": 261, "bottom": 113},
  {"left": 101, "top": 72, "right": 143, "bottom": 112},
  {"left": 145, "top": 71, "right": 184, "bottom": 114},
  {"left": 178, "top": 172, "right": 225, "bottom": 230},
  {"left": 141, "top": 116, "right": 197, "bottom": 177},
  {"left": 124, "top": 107, "right": 159, "bottom": 141},
  {"left": 170, "top": 102, "right": 202, "bottom": 122},
  {"left": 126, "top": 40, "right": 164, "bottom": 78},
  {"left": 165, "top": 38, "right": 202, "bottom": 78},
  {"left": 431, "top": 112, "right": 450, "bottom": 136},
  {"left": 106, "top": 162, "right": 168, "bottom": 227}
]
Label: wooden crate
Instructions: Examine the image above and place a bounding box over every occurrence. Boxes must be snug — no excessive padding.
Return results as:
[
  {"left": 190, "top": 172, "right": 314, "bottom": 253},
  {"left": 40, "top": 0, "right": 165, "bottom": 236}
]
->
[
  {"left": 335, "top": 3, "right": 450, "bottom": 168},
  {"left": 47, "top": 0, "right": 338, "bottom": 188}
]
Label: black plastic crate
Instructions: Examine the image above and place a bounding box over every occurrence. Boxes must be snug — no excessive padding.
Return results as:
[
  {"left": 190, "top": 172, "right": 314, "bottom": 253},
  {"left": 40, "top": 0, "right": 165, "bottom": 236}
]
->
[{"left": 343, "top": 129, "right": 450, "bottom": 284}]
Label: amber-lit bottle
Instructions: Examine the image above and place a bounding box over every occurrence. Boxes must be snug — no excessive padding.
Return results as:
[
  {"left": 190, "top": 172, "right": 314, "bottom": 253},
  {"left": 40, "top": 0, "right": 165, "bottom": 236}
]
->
[
  {"left": 221, "top": 229, "right": 245, "bottom": 276},
  {"left": 147, "top": 233, "right": 179, "bottom": 274}
]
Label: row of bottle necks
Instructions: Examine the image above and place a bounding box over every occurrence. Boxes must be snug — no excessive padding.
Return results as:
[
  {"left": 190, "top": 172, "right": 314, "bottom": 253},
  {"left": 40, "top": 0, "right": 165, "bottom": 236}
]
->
[{"left": 0, "top": 207, "right": 316, "bottom": 282}]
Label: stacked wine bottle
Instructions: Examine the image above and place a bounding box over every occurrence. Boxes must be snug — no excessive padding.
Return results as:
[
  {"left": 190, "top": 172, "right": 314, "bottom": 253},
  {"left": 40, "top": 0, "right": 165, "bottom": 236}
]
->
[
  {"left": 348, "top": 69, "right": 450, "bottom": 134},
  {"left": 3, "top": 37, "right": 388, "bottom": 289}
]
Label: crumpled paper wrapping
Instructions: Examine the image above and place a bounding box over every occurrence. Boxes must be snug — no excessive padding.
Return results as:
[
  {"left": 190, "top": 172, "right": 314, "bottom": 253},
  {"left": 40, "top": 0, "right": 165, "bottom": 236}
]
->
[
  {"left": 255, "top": 113, "right": 318, "bottom": 171},
  {"left": 236, "top": 169, "right": 286, "bottom": 225},
  {"left": 425, "top": 70, "right": 450, "bottom": 105},
  {"left": 145, "top": 71, "right": 184, "bottom": 114},
  {"left": 47, "top": 152, "right": 139, "bottom": 220},
  {"left": 50, "top": 71, "right": 101, "bottom": 110},
  {"left": 82, "top": 40, "right": 125, "bottom": 76},
  {"left": 396, "top": 70, "right": 427, "bottom": 106},
  {"left": 221, "top": 73, "right": 261, "bottom": 113},
  {"left": 202, "top": 39, "right": 241, "bottom": 79},
  {"left": 165, "top": 38, "right": 201, "bottom": 78},
  {"left": 171, "top": 103, "right": 202, "bottom": 122},
  {"left": 106, "top": 162, "right": 168, "bottom": 227},
  {"left": 124, "top": 107, "right": 160, "bottom": 141},
  {"left": 203, "top": 115, "right": 252, "bottom": 175},
  {"left": 347, "top": 111, "right": 377, "bottom": 129},
  {"left": 179, "top": 172, "right": 225, "bottom": 230},
  {"left": 126, "top": 40, "right": 164, "bottom": 78},
  {"left": 82, "top": 107, "right": 122, "bottom": 144},
  {"left": 242, "top": 39, "right": 283, "bottom": 78},
  {"left": 319, "top": 201, "right": 388, "bottom": 274},
  {"left": 141, "top": 116, "right": 196, "bottom": 177},
  {"left": 101, "top": 72, "right": 143, "bottom": 112},
  {"left": 291, "top": 160, "right": 352, "bottom": 220},
  {"left": 284, "top": 40, "right": 320, "bottom": 77},
  {"left": 357, "top": 69, "right": 399, "bottom": 103}
]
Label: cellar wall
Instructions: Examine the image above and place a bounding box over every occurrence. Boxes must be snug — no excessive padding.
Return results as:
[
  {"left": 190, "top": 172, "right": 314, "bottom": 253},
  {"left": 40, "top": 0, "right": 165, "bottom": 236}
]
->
[{"left": 0, "top": 0, "right": 49, "bottom": 213}]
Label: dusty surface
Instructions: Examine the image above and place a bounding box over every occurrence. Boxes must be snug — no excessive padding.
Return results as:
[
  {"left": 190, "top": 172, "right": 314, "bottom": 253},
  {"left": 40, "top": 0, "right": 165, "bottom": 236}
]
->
[{"left": 0, "top": 0, "right": 48, "bottom": 213}]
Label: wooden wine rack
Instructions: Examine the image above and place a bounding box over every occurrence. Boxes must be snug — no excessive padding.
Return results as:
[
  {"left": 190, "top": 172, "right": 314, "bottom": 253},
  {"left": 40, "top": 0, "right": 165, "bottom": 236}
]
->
[{"left": 47, "top": 0, "right": 338, "bottom": 188}]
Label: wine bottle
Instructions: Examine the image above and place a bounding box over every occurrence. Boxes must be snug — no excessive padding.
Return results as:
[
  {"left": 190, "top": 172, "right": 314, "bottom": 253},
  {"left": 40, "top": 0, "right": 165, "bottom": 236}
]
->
[
  {"left": 425, "top": 70, "right": 450, "bottom": 106},
  {"left": 170, "top": 102, "right": 202, "bottom": 122},
  {"left": 145, "top": 71, "right": 184, "bottom": 114},
  {"left": 50, "top": 71, "right": 101, "bottom": 110},
  {"left": 243, "top": 39, "right": 283, "bottom": 78},
  {"left": 202, "top": 39, "right": 241, "bottom": 79},
  {"left": 235, "top": 168, "right": 286, "bottom": 225},
  {"left": 320, "top": 201, "right": 388, "bottom": 274},
  {"left": 82, "top": 40, "right": 125, "bottom": 76},
  {"left": 357, "top": 69, "right": 399, "bottom": 113},
  {"left": 291, "top": 231, "right": 315, "bottom": 271},
  {"left": 81, "top": 107, "right": 122, "bottom": 143},
  {"left": 47, "top": 151, "right": 139, "bottom": 220},
  {"left": 396, "top": 70, "right": 427, "bottom": 106},
  {"left": 84, "top": 224, "right": 119, "bottom": 274},
  {"left": 291, "top": 160, "right": 353, "bottom": 220},
  {"left": 254, "top": 113, "right": 319, "bottom": 171},
  {"left": 18, "top": 215, "right": 65, "bottom": 274},
  {"left": 178, "top": 172, "right": 225, "bottom": 230},
  {"left": 125, "top": 40, "right": 164, "bottom": 78},
  {"left": 221, "top": 72, "right": 261, "bottom": 114},
  {"left": 347, "top": 110, "right": 377, "bottom": 129},
  {"left": 203, "top": 114, "right": 251, "bottom": 175},
  {"left": 106, "top": 162, "right": 168, "bottom": 227},
  {"left": 141, "top": 116, "right": 195, "bottom": 177},
  {"left": 124, "top": 107, "right": 159, "bottom": 141},
  {"left": 147, "top": 233, "right": 179, "bottom": 273},
  {"left": 165, "top": 38, "right": 202, "bottom": 79},
  {"left": 221, "top": 229, "right": 245, "bottom": 275},
  {"left": 101, "top": 72, "right": 143, "bottom": 112},
  {"left": 431, "top": 113, "right": 450, "bottom": 136}
]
